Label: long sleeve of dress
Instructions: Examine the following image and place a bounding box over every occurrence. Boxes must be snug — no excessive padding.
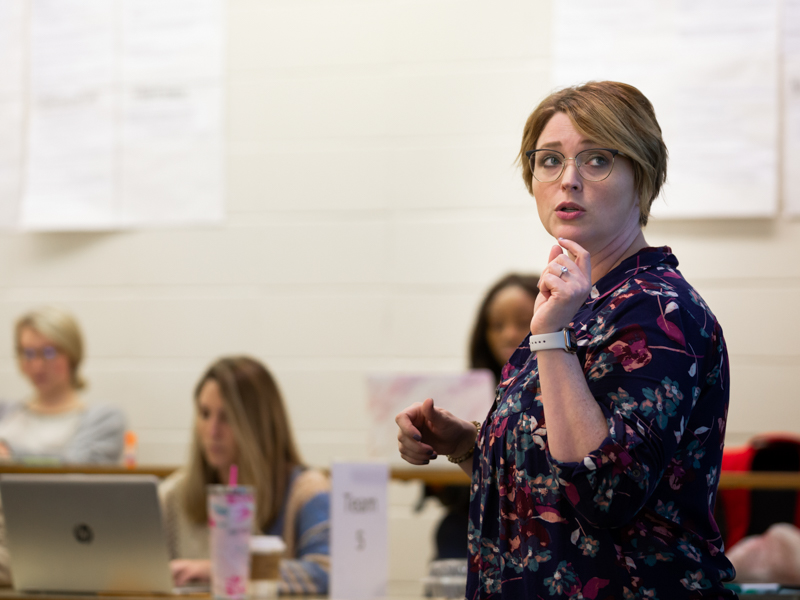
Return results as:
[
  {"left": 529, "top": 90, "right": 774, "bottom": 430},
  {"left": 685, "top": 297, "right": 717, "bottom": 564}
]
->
[{"left": 546, "top": 285, "right": 727, "bottom": 529}]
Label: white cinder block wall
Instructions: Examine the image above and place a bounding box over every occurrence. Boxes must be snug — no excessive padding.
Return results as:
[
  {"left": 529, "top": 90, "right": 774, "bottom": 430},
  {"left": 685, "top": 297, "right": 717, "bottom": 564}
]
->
[{"left": 1, "top": 0, "right": 798, "bottom": 588}]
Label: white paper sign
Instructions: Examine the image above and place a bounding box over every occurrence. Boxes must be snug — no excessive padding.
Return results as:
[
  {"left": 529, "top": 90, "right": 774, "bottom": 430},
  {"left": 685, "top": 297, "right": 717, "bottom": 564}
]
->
[
  {"left": 0, "top": 0, "right": 26, "bottom": 228},
  {"left": 19, "top": 0, "right": 226, "bottom": 230},
  {"left": 553, "top": 0, "right": 779, "bottom": 219},
  {"left": 331, "top": 462, "right": 388, "bottom": 600},
  {"left": 784, "top": 0, "right": 800, "bottom": 216}
]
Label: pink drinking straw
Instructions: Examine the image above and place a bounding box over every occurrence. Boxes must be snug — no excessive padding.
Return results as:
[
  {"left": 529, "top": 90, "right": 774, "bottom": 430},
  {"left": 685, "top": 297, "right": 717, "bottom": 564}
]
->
[{"left": 228, "top": 463, "right": 238, "bottom": 487}]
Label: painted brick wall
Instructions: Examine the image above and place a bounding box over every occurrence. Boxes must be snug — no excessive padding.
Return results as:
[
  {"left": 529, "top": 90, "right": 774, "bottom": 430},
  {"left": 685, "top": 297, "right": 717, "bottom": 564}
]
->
[{"left": 0, "top": 0, "right": 797, "bottom": 587}]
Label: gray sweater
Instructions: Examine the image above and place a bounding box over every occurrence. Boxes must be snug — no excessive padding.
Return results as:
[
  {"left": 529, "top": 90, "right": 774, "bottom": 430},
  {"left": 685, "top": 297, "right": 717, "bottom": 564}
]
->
[{"left": 0, "top": 402, "right": 126, "bottom": 464}]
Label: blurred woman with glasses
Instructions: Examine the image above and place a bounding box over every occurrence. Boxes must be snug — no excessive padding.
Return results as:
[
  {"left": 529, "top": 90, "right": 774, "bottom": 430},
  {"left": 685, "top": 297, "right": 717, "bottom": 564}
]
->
[
  {"left": 0, "top": 306, "right": 125, "bottom": 464},
  {"left": 396, "top": 82, "right": 735, "bottom": 598}
]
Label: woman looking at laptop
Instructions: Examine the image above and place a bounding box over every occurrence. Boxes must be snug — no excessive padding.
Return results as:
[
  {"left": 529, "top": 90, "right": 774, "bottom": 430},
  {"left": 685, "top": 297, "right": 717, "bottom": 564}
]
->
[
  {"left": 0, "top": 306, "right": 126, "bottom": 464},
  {"left": 159, "top": 356, "right": 330, "bottom": 595}
]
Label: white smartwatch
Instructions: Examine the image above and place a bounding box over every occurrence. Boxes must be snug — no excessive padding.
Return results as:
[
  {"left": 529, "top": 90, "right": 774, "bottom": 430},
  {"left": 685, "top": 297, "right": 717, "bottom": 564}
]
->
[{"left": 529, "top": 328, "right": 578, "bottom": 354}]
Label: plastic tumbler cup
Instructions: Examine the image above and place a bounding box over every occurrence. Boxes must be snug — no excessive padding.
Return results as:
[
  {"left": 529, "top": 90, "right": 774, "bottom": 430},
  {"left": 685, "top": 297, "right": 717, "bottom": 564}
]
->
[{"left": 208, "top": 484, "right": 254, "bottom": 600}]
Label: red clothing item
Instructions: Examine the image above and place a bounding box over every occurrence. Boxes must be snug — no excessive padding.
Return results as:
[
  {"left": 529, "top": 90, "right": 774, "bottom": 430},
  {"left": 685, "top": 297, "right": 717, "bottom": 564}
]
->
[{"left": 719, "top": 434, "right": 800, "bottom": 548}]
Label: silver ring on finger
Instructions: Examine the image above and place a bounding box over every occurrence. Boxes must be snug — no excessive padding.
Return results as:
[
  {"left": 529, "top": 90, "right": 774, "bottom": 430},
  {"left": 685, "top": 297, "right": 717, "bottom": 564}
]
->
[{"left": 558, "top": 265, "right": 569, "bottom": 278}]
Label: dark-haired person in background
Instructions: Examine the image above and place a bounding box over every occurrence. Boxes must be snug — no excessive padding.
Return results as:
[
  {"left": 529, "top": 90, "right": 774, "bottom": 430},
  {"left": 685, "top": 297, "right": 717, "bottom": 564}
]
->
[
  {"left": 425, "top": 274, "right": 538, "bottom": 559},
  {"left": 469, "top": 274, "right": 540, "bottom": 384}
]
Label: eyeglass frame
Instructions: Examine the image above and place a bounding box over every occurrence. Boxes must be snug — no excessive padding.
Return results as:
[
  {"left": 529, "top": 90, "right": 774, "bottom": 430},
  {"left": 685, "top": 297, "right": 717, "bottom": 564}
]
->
[
  {"left": 525, "top": 148, "right": 623, "bottom": 183},
  {"left": 16, "top": 345, "right": 61, "bottom": 363}
]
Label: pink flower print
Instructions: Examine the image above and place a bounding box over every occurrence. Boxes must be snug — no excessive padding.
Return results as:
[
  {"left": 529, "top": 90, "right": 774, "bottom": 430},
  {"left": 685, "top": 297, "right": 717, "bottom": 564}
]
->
[
  {"left": 225, "top": 575, "right": 246, "bottom": 597},
  {"left": 656, "top": 314, "right": 686, "bottom": 346},
  {"left": 232, "top": 503, "right": 253, "bottom": 525},
  {"left": 608, "top": 327, "right": 652, "bottom": 372}
]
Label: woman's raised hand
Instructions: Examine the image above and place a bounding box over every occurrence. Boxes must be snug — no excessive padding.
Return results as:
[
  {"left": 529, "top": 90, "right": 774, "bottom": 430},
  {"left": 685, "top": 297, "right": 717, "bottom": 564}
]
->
[
  {"left": 530, "top": 238, "right": 592, "bottom": 335},
  {"left": 395, "top": 398, "right": 475, "bottom": 465}
]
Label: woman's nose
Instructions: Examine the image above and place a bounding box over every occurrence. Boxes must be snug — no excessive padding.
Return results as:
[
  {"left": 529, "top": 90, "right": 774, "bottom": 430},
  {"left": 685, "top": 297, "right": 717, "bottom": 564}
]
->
[
  {"left": 561, "top": 160, "right": 582, "bottom": 191},
  {"left": 26, "top": 357, "right": 46, "bottom": 370}
]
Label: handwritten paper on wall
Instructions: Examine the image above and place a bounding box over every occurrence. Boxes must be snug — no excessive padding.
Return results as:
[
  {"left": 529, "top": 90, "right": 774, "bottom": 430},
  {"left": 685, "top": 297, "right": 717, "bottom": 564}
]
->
[
  {"left": 20, "top": 0, "right": 225, "bottom": 230},
  {"left": 553, "top": 0, "right": 779, "bottom": 219},
  {"left": 784, "top": 0, "right": 800, "bottom": 216},
  {"left": 0, "top": 0, "right": 26, "bottom": 229}
]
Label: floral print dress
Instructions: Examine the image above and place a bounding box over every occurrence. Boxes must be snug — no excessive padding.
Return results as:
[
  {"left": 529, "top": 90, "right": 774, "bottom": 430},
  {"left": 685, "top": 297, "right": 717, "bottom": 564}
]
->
[{"left": 466, "top": 247, "right": 736, "bottom": 599}]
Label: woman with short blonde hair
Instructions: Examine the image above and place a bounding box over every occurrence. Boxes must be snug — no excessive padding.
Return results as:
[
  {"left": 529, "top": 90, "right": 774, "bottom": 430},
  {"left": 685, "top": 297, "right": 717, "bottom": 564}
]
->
[
  {"left": 0, "top": 306, "right": 125, "bottom": 463},
  {"left": 15, "top": 306, "right": 86, "bottom": 390},
  {"left": 159, "top": 356, "right": 330, "bottom": 595}
]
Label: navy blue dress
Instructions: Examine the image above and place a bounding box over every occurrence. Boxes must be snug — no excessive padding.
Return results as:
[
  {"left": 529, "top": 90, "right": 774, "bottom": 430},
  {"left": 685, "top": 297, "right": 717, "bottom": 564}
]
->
[{"left": 466, "top": 247, "right": 737, "bottom": 599}]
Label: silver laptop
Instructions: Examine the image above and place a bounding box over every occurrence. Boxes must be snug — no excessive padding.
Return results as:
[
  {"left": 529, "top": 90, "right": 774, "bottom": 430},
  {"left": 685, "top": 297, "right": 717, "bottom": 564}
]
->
[{"left": 0, "top": 474, "right": 174, "bottom": 593}]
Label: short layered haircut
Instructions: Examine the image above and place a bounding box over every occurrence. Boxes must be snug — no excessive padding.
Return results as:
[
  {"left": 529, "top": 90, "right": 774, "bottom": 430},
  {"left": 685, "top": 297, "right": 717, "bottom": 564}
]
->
[
  {"left": 15, "top": 306, "right": 86, "bottom": 390},
  {"left": 519, "top": 81, "right": 668, "bottom": 226}
]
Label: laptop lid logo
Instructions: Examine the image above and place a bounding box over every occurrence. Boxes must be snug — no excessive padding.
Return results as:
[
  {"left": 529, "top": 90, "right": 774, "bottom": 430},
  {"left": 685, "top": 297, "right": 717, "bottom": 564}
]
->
[{"left": 73, "top": 524, "right": 94, "bottom": 544}]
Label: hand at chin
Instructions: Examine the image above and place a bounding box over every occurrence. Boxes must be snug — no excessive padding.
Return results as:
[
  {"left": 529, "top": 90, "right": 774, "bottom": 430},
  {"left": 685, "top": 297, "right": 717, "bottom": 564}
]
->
[{"left": 531, "top": 240, "right": 591, "bottom": 335}]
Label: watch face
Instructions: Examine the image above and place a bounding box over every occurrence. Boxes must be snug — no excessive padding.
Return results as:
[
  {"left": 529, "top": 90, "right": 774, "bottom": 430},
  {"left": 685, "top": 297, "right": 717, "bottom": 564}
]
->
[{"left": 564, "top": 328, "right": 578, "bottom": 353}]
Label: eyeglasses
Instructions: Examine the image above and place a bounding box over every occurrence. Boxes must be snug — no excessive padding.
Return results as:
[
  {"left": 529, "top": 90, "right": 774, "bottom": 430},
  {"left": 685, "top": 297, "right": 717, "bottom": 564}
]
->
[
  {"left": 16, "top": 346, "right": 60, "bottom": 362},
  {"left": 525, "top": 148, "right": 621, "bottom": 183}
]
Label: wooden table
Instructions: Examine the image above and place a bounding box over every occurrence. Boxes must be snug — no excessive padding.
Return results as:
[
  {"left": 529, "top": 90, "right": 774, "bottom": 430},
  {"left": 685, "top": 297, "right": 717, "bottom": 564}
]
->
[
  {"left": 0, "top": 582, "right": 429, "bottom": 600},
  {"left": 2, "top": 464, "right": 800, "bottom": 490}
]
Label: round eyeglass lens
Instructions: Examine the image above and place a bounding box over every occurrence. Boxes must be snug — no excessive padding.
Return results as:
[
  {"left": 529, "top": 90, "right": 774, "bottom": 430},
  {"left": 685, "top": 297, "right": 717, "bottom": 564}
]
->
[
  {"left": 575, "top": 149, "right": 615, "bottom": 181},
  {"left": 529, "top": 149, "right": 616, "bottom": 182}
]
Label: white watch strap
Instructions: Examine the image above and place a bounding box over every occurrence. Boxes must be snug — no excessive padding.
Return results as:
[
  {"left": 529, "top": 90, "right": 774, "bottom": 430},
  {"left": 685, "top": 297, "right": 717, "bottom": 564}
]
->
[{"left": 529, "top": 331, "right": 567, "bottom": 352}]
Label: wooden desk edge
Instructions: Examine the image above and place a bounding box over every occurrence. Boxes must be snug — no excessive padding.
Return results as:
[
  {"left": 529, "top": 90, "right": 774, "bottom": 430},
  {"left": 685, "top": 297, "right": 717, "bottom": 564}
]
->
[
  {"left": 1, "top": 465, "right": 799, "bottom": 490},
  {"left": 0, "top": 464, "right": 176, "bottom": 478}
]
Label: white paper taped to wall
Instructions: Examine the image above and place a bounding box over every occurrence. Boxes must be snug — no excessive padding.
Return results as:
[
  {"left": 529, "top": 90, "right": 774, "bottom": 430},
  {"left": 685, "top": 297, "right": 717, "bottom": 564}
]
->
[
  {"left": 0, "top": 0, "right": 27, "bottom": 229},
  {"left": 19, "top": 0, "right": 225, "bottom": 231},
  {"left": 552, "top": 0, "right": 779, "bottom": 220},
  {"left": 119, "top": 0, "right": 225, "bottom": 227},
  {"left": 784, "top": 0, "right": 800, "bottom": 217}
]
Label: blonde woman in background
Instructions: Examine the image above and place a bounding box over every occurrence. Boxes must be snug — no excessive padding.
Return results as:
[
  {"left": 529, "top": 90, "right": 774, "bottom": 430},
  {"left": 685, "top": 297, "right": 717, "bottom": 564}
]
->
[
  {"left": 0, "top": 306, "right": 125, "bottom": 463},
  {"left": 159, "top": 356, "right": 330, "bottom": 595}
]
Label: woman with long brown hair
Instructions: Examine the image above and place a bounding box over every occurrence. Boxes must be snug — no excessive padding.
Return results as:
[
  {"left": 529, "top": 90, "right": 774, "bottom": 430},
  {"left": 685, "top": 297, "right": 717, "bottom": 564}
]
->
[{"left": 159, "top": 356, "right": 329, "bottom": 595}]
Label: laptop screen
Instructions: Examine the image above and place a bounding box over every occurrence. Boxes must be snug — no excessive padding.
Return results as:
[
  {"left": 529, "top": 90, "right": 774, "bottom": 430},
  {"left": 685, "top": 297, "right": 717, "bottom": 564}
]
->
[{"left": 0, "top": 474, "right": 174, "bottom": 594}]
